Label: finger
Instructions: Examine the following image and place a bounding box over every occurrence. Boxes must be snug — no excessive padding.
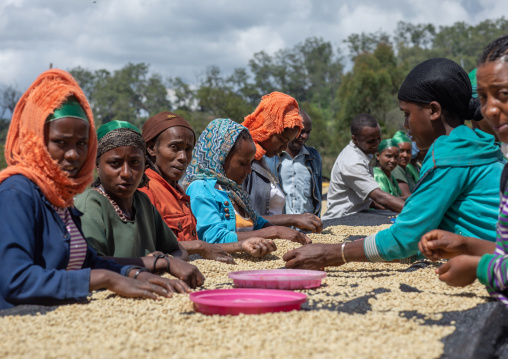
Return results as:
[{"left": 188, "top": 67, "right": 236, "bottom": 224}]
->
[
  {"left": 436, "top": 261, "right": 451, "bottom": 275},
  {"left": 265, "top": 240, "right": 277, "bottom": 252},
  {"left": 218, "top": 255, "right": 237, "bottom": 265},
  {"left": 196, "top": 271, "right": 205, "bottom": 287},
  {"left": 282, "top": 249, "right": 297, "bottom": 261},
  {"left": 149, "top": 278, "right": 175, "bottom": 296},
  {"left": 174, "top": 280, "right": 190, "bottom": 294},
  {"left": 304, "top": 235, "right": 312, "bottom": 244},
  {"left": 146, "top": 283, "right": 171, "bottom": 299},
  {"left": 285, "top": 258, "right": 299, "bottom": 269}
]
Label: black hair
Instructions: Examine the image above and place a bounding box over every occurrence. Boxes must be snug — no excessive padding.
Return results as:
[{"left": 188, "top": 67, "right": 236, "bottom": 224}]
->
[
  {"left": 479, "top": 35, "right": 508, "bottom": 64},
  {"left": 350, "top": 114, "right": 379, "bottom": 136},
  {"left": 230, "top": 129, "right": 252, "bottom": 154}
]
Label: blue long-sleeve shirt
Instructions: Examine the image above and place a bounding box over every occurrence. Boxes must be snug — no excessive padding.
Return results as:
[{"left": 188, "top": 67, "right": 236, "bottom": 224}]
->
[
  {"left": 186, "top": 179, "right": 268, "bottom": 243},
  {"left": 364, "top": 126, "right": 504, "bottom": 262},
  {"left": 0, "top": 175, "right": 127, "bottom": 310}
]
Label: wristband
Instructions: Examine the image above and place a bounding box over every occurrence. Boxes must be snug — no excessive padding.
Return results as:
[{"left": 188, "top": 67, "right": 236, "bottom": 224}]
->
[
  {"left": 153, "top": 254, "right": 170, "bottom": 273},
  {"left": 341, "top": 242, "right": 347, "bottom": 264},
  {"left": 133, "top": 267, "right": 150, "bottom": 279},
  {"left": 125, "top": 265, "right": 143, "bottom": 277}
]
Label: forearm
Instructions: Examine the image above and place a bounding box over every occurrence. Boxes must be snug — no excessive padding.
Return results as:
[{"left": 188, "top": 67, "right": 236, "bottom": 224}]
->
[
  {"left": 338, "top": 240, "right": 370, "bottom": 264},
  {"left": 369, "top": 189, "right": 404, "bottom": 213},
  {"left": 262, "top": 215, "right": 295, "bottom": 227},
  {"left": 465, "top": 237, "right": 496, "bottom": 256},
  {"left": 237, "top": 227, "right": 278, "bottom": 241},
  {"left": 216, "top": 242, "right": 245, "bottom": 253},
  {"left": 89, "top": 269, "right": 115, "bottom": 291},
  {"left": 178, "top": 240, "right": 203, "bottom": 255}
]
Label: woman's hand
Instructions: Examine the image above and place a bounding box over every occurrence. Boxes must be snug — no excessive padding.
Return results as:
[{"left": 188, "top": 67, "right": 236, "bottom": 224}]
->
[
  {"left": 274, "top": 226, "right": 312, "bottom": 244},
  {"left": 283, "top": 243, "right": 338, "bottom": 269},
  {"left": 198, "top": 241, "right": 236, "bottom": 264},
  {"left": 240, "top": 237, "right": 277, "bottom": 257},
  {"left": 90, "top": 269, "right": 173, "bottom": 300},
  {"left": 291, "top": 214, "right": 323, "bottom": 233},
  {"left": 436, "top": 255, "right": 481, "bottom": 287},
  {"left": 168, "top": 257, "right": 205, "bottom": 288},
  {"left": 419, "top": 230, "right": 470, "bottom": 261},
  {"left": 136, "top": 271, "right": 190, "bottom": 294}
]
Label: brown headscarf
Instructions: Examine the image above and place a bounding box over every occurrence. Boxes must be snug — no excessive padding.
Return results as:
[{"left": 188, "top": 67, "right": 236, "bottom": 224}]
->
[
  {"left": 0, "top": 69, "right": 97, "bottom": 208},
  {"left": 142, "top": 111, "right": 195, "bottom": 144},
  {"left": 242, "top": 92, "right": 303, "bottom": 160}
]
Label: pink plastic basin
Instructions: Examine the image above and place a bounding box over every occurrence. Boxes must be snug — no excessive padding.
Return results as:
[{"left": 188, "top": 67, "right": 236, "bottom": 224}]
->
[
  {"left": 228, "top": 269, "right": 327, "bottom": 290},
  {"left": 190, "top": 288, "right": 307, "bottom": 315}
]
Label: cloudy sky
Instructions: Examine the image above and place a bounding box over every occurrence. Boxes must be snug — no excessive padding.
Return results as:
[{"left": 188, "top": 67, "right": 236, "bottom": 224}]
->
[{"left": 1, "top": 0, "right": 507, "bottom": 91}]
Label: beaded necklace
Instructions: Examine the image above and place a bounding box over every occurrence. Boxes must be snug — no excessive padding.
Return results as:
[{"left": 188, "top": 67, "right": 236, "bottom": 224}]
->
[{"left": 94, "top": 185, "right": 133, "bottom": 222}]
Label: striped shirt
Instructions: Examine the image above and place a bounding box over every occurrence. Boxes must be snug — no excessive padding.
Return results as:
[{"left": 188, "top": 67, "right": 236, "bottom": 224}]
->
[
  {"left": 478, "top": 165, "right": 508, "bottom": 306},
  {"left": 52, "top": 206, "right": 88, "bottom": 271}
]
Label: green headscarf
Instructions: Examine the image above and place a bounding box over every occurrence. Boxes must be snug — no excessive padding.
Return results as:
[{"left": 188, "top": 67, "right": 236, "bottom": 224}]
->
[
  {"left": 469, "top": 68, "right": 477, "bottom": 98},
  {"left": 378, "top": 139, "right": 398, "bottom": 153},
  {"left": 97, "top": 120, "right": 140, "bottom": 140},
  {"left": 391, "top": 130, "right": 411, "bottom": 146},
  {"left": 46, "top": 97, "right": 88, "bottom": 123}
]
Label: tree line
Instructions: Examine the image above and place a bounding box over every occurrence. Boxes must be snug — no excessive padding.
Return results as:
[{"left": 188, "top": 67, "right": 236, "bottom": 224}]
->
[{"left": 1, "top": 18, "right": 507, "bottom": 176}]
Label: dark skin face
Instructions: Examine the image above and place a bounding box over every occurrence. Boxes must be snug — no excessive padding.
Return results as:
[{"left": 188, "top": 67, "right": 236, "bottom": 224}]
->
[
  {"left": 352, "top": 125, "right": 381, "bottom": 155},
  {"left": 376, "top": 146, "right": 399, "bottom": 177},
  {"left": 397, "top": 142, "right": 412, "bottom": 168},
  {"left": 287, "top": 112, "right": 312, "bottom": 157},
  {"left": 477, "top": 60, "right": 508, "bottom": 143},
  {"left": 223, "top": 138, "right": 257, "bottom": 185},
  {"left": 44, "top": 117, "right": 90, "bottom": 178},
  {"left": 400, "top": 100, "right": 447, "bottom": 151},
  {"left": 259, "top": 127, "right": 300, "bottom": 158},
  {"left": 147, "top": 126, "right": 195, "bottom": 188},
  {"left": 97, "top": 146, "right": 145, "bottom": 213}
]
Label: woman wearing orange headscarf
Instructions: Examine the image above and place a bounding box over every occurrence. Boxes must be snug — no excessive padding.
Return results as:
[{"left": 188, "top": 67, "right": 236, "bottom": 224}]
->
[
  {"left": 242, "top": 92, "right": 322, "bottom": 233},
  {"left": 0, "top": 70, "right": 189, "bottom": 310}
]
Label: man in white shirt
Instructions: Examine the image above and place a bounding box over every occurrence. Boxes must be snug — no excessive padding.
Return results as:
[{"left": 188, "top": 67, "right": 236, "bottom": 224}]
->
[{"left": 323, "top": 114, "right": 405, "bottom": 219}]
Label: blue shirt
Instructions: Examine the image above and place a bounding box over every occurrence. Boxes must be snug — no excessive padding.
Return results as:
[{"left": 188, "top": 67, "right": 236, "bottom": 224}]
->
[
  {"left": 278, "top": 147, "right": 315, "bottom": 214},
  {"left": 0, "top": 175, "right": 127, "bottom": 309},
  {"left": 186, "top": 179, "right": 268, "bottom": 244},
  {"left": 265, "top": 146, "right": 323, "bottom": 216}
]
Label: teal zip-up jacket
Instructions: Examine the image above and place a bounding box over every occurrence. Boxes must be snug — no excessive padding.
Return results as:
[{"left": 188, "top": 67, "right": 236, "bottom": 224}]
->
[{"left": 364, "top": 126, "right": 505, "bottom": 263}]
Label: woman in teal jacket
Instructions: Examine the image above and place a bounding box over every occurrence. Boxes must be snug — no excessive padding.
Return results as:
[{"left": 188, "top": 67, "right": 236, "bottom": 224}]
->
[{"left": 284, "top": 58, "right": 504, "bottom": 268}]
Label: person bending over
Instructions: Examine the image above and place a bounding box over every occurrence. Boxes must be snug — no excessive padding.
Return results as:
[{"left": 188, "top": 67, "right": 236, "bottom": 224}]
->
[
  {"left": 323, "top": 114, "right": 405, "bottom": 220},
  {"left": 75, "top": 121, "right": 204, "bottom": 289},
  {"left": 418, "top": 35, "right": 508, "bottom": 307},
  {"left": 242, "top": 92, "right": 322, "bottom": 233},
  {"left": 184, "top": 118, "right": 310, "bottom": 246},
  {"left": 140, "top": 111, "right": 278, "bottom": 261},
  {"left": 0, "top": 70, "right": 189, "bottom": 309},
  {"left": 284, "top": 58, "right": 503, "bottom": 269},
  {"left": 265, "top": 110, "right": 323, "bottom": 217}
]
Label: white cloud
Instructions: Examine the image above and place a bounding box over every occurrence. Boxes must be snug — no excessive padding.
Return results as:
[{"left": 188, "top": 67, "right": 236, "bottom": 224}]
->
[{"left": 0, "top": 0, "right": 506, "bottom": 92}]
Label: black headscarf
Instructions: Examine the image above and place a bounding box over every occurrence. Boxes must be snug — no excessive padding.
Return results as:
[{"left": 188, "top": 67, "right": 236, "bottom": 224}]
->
[{"left": 398, "top": 58, "right": 482, "bottom": 121}]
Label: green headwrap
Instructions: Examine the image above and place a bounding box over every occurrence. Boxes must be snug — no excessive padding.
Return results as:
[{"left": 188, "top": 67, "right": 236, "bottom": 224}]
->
[
  {"left": 47, "top": 97, "right": 88, "bottom": 123},
  {"left": 392, "top": 130, "right": 411, "bottom": 146},
  {"left": 469, "top": 68, "right": 477, "bottom": 98},
  {"left": 378, "top": 139, "right": 399, "bottom": 153},
  {"left": 97, "top": 120, "right": 140, "bottom": 140}
]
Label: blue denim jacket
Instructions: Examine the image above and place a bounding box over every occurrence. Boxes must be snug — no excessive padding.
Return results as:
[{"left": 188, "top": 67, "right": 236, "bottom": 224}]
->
[
  {"left": 265, "top": 146, "right": 323, "bottom": 217},
  {"left": 0, "top": 175, "right": 127, "bottom": 310},
  {"left": 186, "top": 179, "right": 268, "bottom": 244}
]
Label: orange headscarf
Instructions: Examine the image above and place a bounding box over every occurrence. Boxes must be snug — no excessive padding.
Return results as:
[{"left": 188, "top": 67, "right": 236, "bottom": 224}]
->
[
  {"left": 0, "top": 69, "right": 97, "bottom": 208},
  {"left": 242, "top": 91, "right": 303, "bottom": 160}
]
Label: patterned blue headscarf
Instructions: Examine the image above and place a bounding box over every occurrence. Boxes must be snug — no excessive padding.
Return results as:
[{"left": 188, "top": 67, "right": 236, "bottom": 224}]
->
[{"left": 183, "top": 119, "right": 260, "bottom": 224}]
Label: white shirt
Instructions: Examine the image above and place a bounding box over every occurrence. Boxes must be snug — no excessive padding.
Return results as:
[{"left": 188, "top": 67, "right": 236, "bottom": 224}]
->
[{"left": 323, "top": 141, "right": 380, "bottom": 219}]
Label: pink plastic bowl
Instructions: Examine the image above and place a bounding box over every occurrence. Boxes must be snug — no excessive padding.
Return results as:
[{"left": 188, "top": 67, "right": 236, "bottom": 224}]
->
[
  {"left": 190, "top": 288, "right": 307, "bottom": 316},
  {"left": 228, "top": 269, "right": 327, "bottom": 290}
]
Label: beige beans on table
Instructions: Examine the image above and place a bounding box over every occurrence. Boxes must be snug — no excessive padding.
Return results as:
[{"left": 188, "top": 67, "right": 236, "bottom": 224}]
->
[{"left": 0, "top": 225, "right": 490, "bottom": 359}]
